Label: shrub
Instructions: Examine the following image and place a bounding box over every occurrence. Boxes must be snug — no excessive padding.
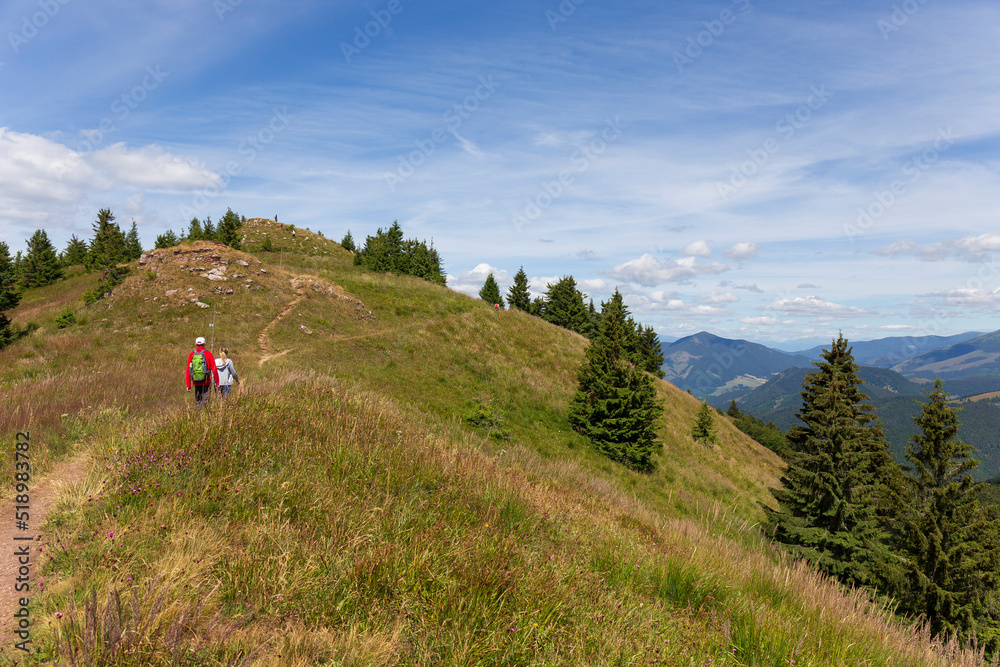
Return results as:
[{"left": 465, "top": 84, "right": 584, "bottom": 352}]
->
[{"left": 55, "top": 307, "right": 76, "bottom": 329}]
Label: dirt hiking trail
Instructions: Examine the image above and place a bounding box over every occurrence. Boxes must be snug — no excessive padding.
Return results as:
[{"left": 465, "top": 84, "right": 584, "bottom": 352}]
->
[{"left": 0, "top": 452, "right": 89, "bottom": 642}]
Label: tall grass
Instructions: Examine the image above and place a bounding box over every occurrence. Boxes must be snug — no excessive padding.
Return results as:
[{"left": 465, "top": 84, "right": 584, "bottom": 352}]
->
[{"left": 5, "top": 223, "right": 995, "bottom": 665}]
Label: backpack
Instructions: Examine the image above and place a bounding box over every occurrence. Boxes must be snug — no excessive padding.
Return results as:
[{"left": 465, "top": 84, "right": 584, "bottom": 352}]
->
[{"left": 190, "top": 350, "right": 209, "bottom": 383}]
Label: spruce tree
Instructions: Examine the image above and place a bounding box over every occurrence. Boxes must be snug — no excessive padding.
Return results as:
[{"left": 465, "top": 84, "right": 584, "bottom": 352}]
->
[
  {"left": 507, "top": 266, "right": 531, "bottom": 312},
  {"left": 86, "top": 209, "right": 126, "bottom": 270},
  {"left": 341, "top": 229, "right": 355, "bottom": 252},
  {"left": 543, "top": 276, "right": 591, "bottom": 336},
  {"left": 568, "top": 289, "right": 663, "bottom": 471},
  {"left": 186, "top": 217, "right": 204, "bottom": 242},
  {"left": 202, "top": 216, "right": 216, "bottom": 241},
  {"left": 763, "top": 334, "right": 901, "bottom": 590},
  {"left": 0, "top": 242, "right": 20, "bottom": 349},
  {"left": 61, "top": 235, "right": 89, "bottom": 267},
  {"left": 639, "top": 325, "right": 666, "bottom": 378},
  {"left": 479, "top": 272, "right": 504, "bottom": 308},
  {"left": 897, "top": 379, "right": 997, "bottom": 640},
  {"left": 124, "top": 221, "right": 143, "bottom": 260},
  {"left": 20, "top": 229, "right": 63, "bottom": 289},
  {"left": 727, "top": 400, "right": 740, "bottom": 418},
  {"left": 692, "top": 402, "right": 718, "bottom": 444},
  {"left": 217, "top": 208, "right": 242, "bottom": 249},
  {"left": 155, "top": 230, "right": 180, "bottom": 249}
]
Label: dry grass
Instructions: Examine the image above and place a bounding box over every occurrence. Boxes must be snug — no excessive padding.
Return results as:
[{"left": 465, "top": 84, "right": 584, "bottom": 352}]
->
[{"left": 2, "top": 221, "right": 993, "bottom": 665}]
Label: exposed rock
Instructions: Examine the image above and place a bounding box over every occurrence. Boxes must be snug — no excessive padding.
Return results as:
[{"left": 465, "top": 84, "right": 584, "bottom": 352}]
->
[
  {"left": 195, "top": 301, "right": 210, "bottom": 309},
  {"left": 299, "top": 325, "right": 313, "bottom": 334}
]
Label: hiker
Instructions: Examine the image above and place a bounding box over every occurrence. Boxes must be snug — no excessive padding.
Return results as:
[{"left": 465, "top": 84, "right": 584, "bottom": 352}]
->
[
  {"left": 185, "top": 336, "right": 220, "bottom": 407},
  {"left": 215, "top": 346, "right": 240, "bottom": 398},
  {"left": 494, "top": 303, "right": 500, "bottom": 313}
]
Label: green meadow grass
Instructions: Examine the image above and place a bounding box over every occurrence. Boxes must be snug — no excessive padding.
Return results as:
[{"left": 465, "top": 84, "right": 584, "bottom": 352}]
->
[{"left": 1, "top": 220, "right": 994, "bottom": 665}]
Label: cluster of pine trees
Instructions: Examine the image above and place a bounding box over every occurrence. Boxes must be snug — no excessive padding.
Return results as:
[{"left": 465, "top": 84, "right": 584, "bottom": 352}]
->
[
  {"left": 348, "top": 221, "right": 446, "bottom": 286},
  {"left": 476, "top": 270, "right": 667, "bottom": 470},
  {"left": 155, "top": 208, "right": 244, "bottom": 250},
  {"left": 0, "top": 207, "right": 247, "bottom": 348},
  {"left": 480, "top": 268, "right": 665, "bottom": 378},
  {"left": 764, "top": 335, "right": 1000, "bottom": 650}
]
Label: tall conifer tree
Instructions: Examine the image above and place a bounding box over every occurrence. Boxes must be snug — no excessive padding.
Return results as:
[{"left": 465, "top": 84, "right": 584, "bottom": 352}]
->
[
  {"left": 185, "top": 217, "right": 204, "bottom": 242},
  {"left": 568, "top": 290, "right": 663, "bottom": 471},
  {"left": 507, "top": 266, "right": 531, "bottom": 312},
  {"left": 543, "top": 276, "right": 592, "bottom": 337},
  {"left": 764, "top": 334, "right": 901, "bottom": 590},
  {"left": 479, "top": 272, "right": 504, "bottom": 308},
  {"left": 0, "top": 242, "right": 20, "bottom": 349},
  {"left": 61, "top": 235, "right": 89, "bottom": 267},
  {"left": 124, "top": 221, "right": 143, "bottom": 260},
  {"left": 20, "top": 229, "right": 62, "bottom": 288},
  {"left": 86, "top": 209, "right": 126, "bottom": 270},
  {"left": 217, "top": 208, "right": 243, "bottom": 249},
  {"left": 897, "top": 379, "right": 998, "bottom": 640}
]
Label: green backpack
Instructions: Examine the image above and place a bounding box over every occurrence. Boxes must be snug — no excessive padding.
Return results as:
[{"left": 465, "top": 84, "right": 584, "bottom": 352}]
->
[{"left": 190, "top": 350, "right": 209, "bottom": 383}]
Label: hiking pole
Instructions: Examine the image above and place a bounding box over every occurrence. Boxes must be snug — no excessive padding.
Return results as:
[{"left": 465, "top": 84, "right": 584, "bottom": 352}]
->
[{"left": 210, "top": 304, "right": 216, "bottom": 353}]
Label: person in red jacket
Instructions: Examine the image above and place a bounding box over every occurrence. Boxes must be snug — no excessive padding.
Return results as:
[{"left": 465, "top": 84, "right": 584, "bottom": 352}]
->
[{"left": 185, "top": 336, "right": 220, "bottom": 407}]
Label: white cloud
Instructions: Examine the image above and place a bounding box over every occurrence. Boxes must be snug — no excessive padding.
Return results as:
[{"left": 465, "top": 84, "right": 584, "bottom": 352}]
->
[
  {"left": 682, "top": 240, "right": 712, "bottom": 257},
  {"left": 705, "top": 291, "right": 738, "bottom": 304},
  {"left": 89, "top": 143, "right": 221, "bottom": 189},
  {"left": 0, "top": 128, "right": 220, "bottom": 234},
  {"left": 607, "top": 253, "right": 729, "bottom": 287},
  {"left": 873, "top": 240, "right": 916, "bottom": 256},
  {"left": 740, "top": 316, "right": 781, "bottom": 325},
  {"left": 764, "top": 295, "right": 878, "bottom": 319},
  {"left": 579, "top": 278, "right": 606, "bottom": 293},
  {"left": 923, "top": 287, "right": 1000, "bottom": 310},
  {"left": 723, "top": 241, "right": 760, "bottom": 260},
  {"left": 447, "top": 263, "right": 509, "bottom": 297}
]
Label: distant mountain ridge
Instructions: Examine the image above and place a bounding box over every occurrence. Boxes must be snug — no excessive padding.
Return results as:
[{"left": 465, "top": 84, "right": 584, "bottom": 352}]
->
[
  {"left": 890, "top": 330, "right": 1000, "bottom": 379},
  {"left": 660, "top": 331, "right": 812, "bottom": 399},
  {"left": 795, "top": 332, "right": 984, "bottom": 367}
]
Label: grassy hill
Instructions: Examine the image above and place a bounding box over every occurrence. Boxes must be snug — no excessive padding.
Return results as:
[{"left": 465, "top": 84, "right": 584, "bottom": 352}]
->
[{"left": 0, "top": 218, "right": 989, "bottom": 665}]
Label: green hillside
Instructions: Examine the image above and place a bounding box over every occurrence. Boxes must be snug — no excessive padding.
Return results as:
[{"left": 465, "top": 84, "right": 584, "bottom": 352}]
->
[{"left": 0, "top": 219, "right": 988, "bottom": 665}]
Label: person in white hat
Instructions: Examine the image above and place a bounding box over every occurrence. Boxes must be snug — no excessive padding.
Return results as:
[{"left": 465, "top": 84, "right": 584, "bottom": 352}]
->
[{"left": 185, "top": 336, "right": 219, "bottom": 407}]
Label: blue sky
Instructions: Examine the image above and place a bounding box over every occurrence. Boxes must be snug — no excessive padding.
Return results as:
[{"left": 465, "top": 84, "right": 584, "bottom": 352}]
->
[{"left": 1, "top": 0, "right": 998, "bottom": 349}]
